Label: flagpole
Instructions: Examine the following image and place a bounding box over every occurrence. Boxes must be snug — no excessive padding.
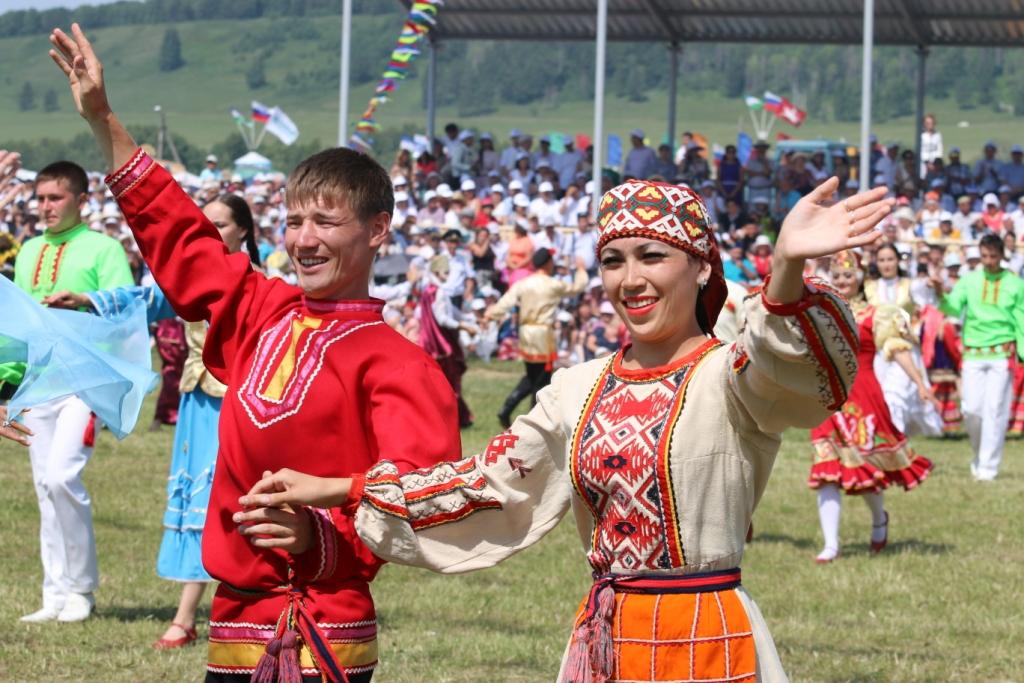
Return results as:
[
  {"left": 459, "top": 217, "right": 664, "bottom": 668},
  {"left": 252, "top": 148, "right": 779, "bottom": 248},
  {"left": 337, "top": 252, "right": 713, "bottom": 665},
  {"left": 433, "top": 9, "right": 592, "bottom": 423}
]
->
[
  {"left": 338, "top": 0, "right": 352, "bottom": 147},
  {"left": 254, "top": 122, "right": 268, "bottom": 150},
  {"left": 591, "top": 0, "right": 608, "bottom": 221},
  {"left": 860, "top": 0, "right": 874, "bottom": 188},
  {"left": 235, "top": 120, "right": 254, "bottom": 151}
]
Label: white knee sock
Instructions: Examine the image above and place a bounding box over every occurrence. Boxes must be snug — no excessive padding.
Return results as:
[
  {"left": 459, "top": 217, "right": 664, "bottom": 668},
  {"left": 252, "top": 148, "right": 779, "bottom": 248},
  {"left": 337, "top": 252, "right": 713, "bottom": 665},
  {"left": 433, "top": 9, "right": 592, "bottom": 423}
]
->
[
  {"left": 863, "top": 492, "right": 887, "bottom": 542},
  {"left": 816, "top": 485, "right": 841, "bottom": 560}
]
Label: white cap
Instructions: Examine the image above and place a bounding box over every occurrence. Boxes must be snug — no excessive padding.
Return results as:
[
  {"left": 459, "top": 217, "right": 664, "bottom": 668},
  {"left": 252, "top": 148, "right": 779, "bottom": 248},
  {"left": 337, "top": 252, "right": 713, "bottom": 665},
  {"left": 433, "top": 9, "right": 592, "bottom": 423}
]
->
[
  {"left": 509, "top": 128, "right": 523, "bottom": 138},
  {"left": 983, "top": 192, "right": 1000, "bottom": 207},
  {"left": 753, "top": 235, "right": 772, "bottom": 248},
  {"left": 539, "top": 181, "right": 555, "bottom": 193},
  {"left": 966, "top": 246, "right": 981, "bottom": 260},
  {"left": 508, "top": 179, "right": 524, "bottom": 192},
  {"left": 206, "top": 154, "right": 218, "bottom": 163},
  {"left": 461, "top": 179, "right": 477, "bottom": 192},
  {"left": 599, "top": 301, "right": 616, "bottom": 315},
  {"left": 231, "top": 174, "right": 243, "bottom": 184},
  {"left": 470, "top": 299, "right": 487, "bottom": 312},
  {"left": 513, "top": 193, "right": 530, "bottom": 208},
  {"left": 938, "top": 211, "right": 954, "bottom": 222},
  {"left": 536, "top": 159, "right": 552, "bottom": 169},
  {"left": 585, "top": 180, "right": 595, "bottom": 194},
  {"left": 436, "top": 183, "right": 453, "bottom": 198},
  {"left": 490, "top": 183, "right": 505, "bottom": 194},
  {"left": 423, "top": 190, "right": 437, "bottom": 201},
  {"left": 458, "top": 129, "right": 475, "bottom": 142},
  {"left": 392, "top": 174, "right": 408, "bottom": 186},
  {"left": 394, "top": 190, "right": 409, "bottom": 203},
  {"left": 944, "top": 253, "right": 961, "bottom": 267},
  {"left": 630, "top": 128, "right": 644, "bottom": 139},
  {"left": 259, "top": 216, "right": 274, "bottom": 228}
]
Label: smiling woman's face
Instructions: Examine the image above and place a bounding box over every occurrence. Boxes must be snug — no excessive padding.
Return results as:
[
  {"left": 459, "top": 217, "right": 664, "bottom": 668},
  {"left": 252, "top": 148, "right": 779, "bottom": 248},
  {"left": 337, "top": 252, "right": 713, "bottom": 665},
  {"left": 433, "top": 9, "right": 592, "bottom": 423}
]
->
[{"left": 599, "top": 237, "right": 710, "bottom": 346}]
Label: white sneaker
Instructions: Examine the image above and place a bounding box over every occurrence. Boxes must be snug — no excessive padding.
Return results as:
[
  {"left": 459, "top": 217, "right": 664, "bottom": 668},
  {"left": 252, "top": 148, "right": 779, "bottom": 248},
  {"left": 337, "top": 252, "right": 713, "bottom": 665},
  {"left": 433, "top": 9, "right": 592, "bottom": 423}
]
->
[
  {"left": 20, "top": 606, "right": 62, "bottom": 623},
  {"left": 57, "top": 593, "right": 94, "bottom": 622}
]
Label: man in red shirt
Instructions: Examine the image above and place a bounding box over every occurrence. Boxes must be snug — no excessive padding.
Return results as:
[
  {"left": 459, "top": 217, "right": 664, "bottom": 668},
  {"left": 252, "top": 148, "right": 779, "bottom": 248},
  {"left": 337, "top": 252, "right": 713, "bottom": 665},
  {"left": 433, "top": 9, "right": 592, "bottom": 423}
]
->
[{"left": 51, "top": 25, "right": 460, "bottom": 682}]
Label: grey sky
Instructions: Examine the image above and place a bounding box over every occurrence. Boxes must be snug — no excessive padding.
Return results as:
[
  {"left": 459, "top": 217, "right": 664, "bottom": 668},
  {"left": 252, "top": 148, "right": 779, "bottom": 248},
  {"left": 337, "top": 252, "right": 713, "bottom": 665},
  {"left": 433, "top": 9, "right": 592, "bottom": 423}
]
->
[{"left": 1, "top": 0, "right": 133, "bottom": 12}]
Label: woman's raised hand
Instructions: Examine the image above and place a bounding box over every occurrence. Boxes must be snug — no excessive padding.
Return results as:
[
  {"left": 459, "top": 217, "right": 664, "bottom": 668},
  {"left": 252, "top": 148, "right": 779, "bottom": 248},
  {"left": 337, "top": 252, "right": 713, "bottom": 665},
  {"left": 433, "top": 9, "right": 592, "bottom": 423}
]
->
[
  {"left": 775, "top": 177, "right": 893, "bottom": 263},
  {"left": 48, "top": 23, "right": 111, "bottom": 123}
]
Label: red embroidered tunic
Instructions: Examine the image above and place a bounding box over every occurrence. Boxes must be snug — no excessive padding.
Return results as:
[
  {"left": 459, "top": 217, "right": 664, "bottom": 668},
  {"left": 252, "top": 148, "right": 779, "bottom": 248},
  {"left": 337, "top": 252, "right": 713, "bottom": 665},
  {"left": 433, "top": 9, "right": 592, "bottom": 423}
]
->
[{"left": 106, "top": 151, "right": 461, "bottom": 678}]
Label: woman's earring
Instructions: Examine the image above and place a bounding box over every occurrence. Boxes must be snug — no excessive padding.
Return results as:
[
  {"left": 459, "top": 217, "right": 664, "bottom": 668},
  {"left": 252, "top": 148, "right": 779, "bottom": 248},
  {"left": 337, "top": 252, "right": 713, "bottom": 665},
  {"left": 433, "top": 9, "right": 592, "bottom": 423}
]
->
[{"left": 698, "top": 279, "right": 707, "bottom": 289}]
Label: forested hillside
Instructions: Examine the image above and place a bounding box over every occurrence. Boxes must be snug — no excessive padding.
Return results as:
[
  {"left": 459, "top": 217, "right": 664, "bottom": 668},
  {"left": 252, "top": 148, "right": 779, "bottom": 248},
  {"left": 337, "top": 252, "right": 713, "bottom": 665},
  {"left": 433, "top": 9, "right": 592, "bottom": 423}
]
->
[{"left": 2, "top": 0, "right": 1023, "bottom": 170}]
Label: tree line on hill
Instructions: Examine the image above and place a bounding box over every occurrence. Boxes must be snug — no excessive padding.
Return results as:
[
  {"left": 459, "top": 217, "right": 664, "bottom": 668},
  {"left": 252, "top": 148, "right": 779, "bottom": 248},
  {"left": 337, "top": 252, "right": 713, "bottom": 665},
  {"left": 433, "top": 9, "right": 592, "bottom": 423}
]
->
[
  {"left": 4, "top": 0, "right": 1023, "bottom": 123},
  {"left": 3, "top": 0, "right": 1023, "bottom": 172}
]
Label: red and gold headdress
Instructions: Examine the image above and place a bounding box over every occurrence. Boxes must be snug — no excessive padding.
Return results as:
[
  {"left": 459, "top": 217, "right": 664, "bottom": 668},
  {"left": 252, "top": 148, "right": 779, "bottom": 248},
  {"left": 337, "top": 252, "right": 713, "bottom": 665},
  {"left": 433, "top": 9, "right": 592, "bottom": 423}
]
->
[
  {"left": 829, "top": 249, "right": 864, "bottom": 274},
  {"left": 596, "top": 180, "right": 726, "bottom": 327}
]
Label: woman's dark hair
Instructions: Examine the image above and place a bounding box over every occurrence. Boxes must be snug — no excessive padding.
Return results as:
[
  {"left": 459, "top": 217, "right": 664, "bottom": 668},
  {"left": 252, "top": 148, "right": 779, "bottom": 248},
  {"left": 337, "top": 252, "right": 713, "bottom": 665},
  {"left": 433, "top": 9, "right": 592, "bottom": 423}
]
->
[
  {"left": 695, "top": 288, "right": 712, "bottom": 336},
  {"left": 214, "top": 193, "right": 261, "bottom": 265},
  {"left": 875, "top": 243, "right": 905, "bottom": 278}
]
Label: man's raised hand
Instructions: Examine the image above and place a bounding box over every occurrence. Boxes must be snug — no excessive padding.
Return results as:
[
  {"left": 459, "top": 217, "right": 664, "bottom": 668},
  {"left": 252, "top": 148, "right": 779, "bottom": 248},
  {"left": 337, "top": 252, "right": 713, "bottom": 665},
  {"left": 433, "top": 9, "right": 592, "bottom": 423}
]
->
[{"left": 48, "top": 23, "right": 110, "bottom": 123}]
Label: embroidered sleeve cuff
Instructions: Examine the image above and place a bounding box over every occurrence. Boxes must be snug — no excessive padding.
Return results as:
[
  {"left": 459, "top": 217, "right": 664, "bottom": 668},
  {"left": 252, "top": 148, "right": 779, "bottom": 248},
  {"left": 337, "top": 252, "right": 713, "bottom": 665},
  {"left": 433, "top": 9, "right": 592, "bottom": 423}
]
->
[
  {"left": 759, "top": 274, "right": 816, "bottom": 315},
  {"left": 290, "top": 506, "right": 338, "bottom": 583},
  {"left": 104, "top": 149, "right": 158, "bottom": 200},
  {"left": 340, "top": 473, "right": 366, "bottom": 517}
]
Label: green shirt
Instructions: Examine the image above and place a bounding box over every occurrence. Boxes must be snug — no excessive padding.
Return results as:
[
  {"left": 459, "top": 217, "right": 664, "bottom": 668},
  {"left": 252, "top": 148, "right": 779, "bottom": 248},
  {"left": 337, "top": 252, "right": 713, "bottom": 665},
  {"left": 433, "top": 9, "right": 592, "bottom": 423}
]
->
[
  {"left": 0, "top": 223, "right": 133, "bottom": 386},
  {"left": 939, "top": 268, "right": 1024, "bottom": 359}
]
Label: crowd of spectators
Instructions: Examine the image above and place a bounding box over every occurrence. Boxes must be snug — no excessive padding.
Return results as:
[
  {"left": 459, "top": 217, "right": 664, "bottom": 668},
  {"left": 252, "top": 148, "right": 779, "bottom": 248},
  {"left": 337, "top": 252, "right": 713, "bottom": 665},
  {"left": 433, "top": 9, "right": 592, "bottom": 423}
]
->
[{"left": 3, "top": 115, "right": 1024, "bottom": 367}]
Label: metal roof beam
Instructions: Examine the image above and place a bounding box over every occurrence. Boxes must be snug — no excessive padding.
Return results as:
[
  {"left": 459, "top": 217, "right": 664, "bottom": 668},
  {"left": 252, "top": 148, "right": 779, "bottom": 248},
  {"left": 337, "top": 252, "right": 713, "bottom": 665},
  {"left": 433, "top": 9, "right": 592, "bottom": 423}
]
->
[
  {"left": 892, "top": 0, "right": 928, "bottom": 47},
  {"left": 639, "top": 0, "right": 680, "bottom": 42}
]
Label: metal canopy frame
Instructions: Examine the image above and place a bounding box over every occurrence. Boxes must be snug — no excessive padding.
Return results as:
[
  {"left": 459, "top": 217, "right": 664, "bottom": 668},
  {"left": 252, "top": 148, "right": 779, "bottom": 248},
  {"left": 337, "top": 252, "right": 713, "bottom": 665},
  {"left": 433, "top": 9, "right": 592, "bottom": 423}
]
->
[{"left": 368, "top": 1, "right": 1024, "bottom": 215}]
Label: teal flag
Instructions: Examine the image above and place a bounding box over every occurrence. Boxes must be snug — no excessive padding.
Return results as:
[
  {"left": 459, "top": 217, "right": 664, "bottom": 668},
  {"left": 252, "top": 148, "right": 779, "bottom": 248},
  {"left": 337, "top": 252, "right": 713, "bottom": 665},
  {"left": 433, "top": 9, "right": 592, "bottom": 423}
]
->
[{"left": 0, "top": 276, "right": 157, "bottom": 438}]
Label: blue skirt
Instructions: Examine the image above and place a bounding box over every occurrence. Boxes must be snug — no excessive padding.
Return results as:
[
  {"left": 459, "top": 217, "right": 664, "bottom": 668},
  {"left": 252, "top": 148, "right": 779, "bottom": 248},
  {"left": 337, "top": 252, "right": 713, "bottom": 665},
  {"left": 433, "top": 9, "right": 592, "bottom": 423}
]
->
[{"left": 156, "top": 388, "right": 221, "bottom": 582}]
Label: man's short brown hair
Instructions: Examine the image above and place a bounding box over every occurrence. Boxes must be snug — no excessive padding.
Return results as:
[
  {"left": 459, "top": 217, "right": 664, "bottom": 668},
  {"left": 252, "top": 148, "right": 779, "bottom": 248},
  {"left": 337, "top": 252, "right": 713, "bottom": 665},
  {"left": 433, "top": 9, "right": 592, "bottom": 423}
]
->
[
  {"left": 285, "top": 148, "right": 393, "bottom": 223},
  {"left": 36, "top": 160, "right": 88, "bottom": 197}
]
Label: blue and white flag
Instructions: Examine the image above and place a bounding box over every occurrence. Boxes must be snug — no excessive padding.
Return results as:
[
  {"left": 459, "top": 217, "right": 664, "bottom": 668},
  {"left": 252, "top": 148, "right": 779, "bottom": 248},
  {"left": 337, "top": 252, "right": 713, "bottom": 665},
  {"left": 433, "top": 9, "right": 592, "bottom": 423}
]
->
[
  {"left": 265, "top": 106, "right": 300, "bottom": 146},
  {"left": 0, "top": 277, "right": 157, "bottom": 439}
]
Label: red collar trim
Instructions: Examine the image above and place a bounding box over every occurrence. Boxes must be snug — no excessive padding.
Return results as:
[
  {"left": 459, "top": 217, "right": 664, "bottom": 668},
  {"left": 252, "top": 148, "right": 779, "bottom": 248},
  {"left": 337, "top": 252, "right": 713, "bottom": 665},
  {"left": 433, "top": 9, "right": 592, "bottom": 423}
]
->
[
  {"left": 612, "top": 337, "right": 721, "bottom": 382},
  {"left": 302, "top": 297, "right": 385, "bottom": 315}
]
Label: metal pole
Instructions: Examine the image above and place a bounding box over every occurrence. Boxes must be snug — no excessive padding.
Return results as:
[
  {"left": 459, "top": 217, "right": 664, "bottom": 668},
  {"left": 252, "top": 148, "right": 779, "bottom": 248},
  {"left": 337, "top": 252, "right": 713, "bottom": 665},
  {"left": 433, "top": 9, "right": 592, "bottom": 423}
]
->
[
  {"left": 592, "top": 0, "right": 608, "bottom": 220},
  {"left": 338, "top": 0, "right": 352, "bottom": 147},
  {"left": 914, "top": 46, "right": 928, "bottom": 178},
  {"left": 427, "top": 37, "right": 437, "bottom": 142},
  {"left": 667, "top": 42, "right": 679, "bottom": 153},
  {"left": 859, "top": 0, "right": 874, "bottom": 188}
]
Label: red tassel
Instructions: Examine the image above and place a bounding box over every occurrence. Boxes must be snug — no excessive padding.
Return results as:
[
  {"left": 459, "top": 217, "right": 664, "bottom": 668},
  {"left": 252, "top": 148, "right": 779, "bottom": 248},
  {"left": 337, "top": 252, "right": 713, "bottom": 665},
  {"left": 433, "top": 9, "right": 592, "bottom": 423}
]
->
[
  {"left": 82, "top": 414, "right": 96, "bottom": 448},
  {"left": 251, "top": 636, "right": 282, "bottom": 683},
  {"left": 591, "top": 586, "right": 616, "bottom": 683},
  {"left": 561, "top": 624, "right": 593, "bottom": 683},
  {"left": 276, "top": 629, "right": 303, "bottom": 683}
]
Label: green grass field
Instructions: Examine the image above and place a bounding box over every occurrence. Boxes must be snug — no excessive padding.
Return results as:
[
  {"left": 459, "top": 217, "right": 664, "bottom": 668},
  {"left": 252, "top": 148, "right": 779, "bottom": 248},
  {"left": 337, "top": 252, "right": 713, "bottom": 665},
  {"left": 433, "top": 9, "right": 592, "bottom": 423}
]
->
[
  {"left": 2, "top": 16, "right": 1024, "bottom": 165},
  {"left": 0, "top": 359, "right": 1022, "bottom": 681}
]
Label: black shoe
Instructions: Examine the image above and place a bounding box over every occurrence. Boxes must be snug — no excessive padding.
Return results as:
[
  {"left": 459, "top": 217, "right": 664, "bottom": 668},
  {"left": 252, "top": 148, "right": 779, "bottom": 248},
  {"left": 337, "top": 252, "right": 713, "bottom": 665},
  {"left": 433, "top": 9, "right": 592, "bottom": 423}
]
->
[{"left": 498, "top": 412, "right": 511, "bottom": 429}]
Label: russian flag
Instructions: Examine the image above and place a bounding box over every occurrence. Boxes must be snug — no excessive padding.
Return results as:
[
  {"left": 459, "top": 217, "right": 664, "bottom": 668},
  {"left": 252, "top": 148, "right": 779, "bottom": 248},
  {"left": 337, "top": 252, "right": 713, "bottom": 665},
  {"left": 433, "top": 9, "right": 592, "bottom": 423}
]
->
[
  {"left": 251, "top": 101, "right": 271, "bottom": 123},
  {"left": 763, "top": 91, "right": 783, "bottom": 113}
]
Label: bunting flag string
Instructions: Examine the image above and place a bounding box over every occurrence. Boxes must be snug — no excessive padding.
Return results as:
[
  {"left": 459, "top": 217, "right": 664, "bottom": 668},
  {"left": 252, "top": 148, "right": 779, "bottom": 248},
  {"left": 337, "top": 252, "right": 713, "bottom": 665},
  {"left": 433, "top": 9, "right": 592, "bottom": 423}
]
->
[{"left": 349, "top": 0, "right": 443, "bottom": 153}]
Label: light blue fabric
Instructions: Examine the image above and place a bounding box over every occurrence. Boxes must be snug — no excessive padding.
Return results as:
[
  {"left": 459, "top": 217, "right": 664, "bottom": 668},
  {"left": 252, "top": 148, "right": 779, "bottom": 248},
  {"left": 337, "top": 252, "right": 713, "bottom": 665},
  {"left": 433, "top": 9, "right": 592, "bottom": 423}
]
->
[
  {"left": 0, "top": 276, "right": 157, "bottom": 438},
  {"left": 85, "top": 284, "right": 176, "bottom": 325},
  {"left": 156, "top": 388, "right": 220, "bottom": 582},
  {"left": 83, "top": 283, "right": 217, "bottom": 582}
]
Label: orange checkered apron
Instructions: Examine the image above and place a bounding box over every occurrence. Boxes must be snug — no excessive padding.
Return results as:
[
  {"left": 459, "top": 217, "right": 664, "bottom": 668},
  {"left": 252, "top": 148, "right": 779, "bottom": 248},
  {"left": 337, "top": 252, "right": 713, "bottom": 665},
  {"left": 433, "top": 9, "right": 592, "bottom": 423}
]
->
[{"left": 562, "top": 570, "right": 756, "bottom": 683}]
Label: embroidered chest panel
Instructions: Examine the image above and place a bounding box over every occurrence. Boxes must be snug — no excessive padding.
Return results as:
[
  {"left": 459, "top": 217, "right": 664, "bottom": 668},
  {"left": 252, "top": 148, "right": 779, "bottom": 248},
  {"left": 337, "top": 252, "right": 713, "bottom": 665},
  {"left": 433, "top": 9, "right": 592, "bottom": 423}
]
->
[
  {"left": 571, "top": 363, "right": 701, "bottom": 572},
  {"left": 237, "top": 310, "right": 381, "bottom": 429}
]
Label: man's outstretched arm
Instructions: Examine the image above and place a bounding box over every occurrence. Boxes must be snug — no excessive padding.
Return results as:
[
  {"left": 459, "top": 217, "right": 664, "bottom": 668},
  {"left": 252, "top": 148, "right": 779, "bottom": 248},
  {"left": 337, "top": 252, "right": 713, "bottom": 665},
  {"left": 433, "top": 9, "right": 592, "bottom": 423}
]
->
[{"left": 49, "top": 23, "right": 135, "bottom": 173}]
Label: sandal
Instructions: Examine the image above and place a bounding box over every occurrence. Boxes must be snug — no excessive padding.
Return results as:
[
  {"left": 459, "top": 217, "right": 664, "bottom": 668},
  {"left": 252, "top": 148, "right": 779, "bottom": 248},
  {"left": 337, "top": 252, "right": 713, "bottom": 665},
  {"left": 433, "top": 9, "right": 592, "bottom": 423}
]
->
[{"left": 152, "top": 622, "right": 198, "bottom": 650}]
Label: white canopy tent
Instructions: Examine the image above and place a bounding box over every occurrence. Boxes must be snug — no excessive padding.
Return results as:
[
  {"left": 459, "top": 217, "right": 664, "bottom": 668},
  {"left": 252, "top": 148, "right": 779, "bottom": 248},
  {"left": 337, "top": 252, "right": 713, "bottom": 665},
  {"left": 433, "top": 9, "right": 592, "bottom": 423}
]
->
[{"left": 333, "top": 1, "right": 1024, "bottom": 214}]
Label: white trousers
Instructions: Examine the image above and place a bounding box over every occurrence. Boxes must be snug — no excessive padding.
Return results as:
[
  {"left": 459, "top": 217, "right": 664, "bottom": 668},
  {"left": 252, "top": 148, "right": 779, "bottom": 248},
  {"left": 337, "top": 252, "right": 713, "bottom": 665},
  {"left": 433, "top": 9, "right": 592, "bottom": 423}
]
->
[
  {"left": 960, "top": 357, "right": 1013, "bottom": 480},
  {"left": 23, "top": 396, "right": 99, "bottom": 609}
]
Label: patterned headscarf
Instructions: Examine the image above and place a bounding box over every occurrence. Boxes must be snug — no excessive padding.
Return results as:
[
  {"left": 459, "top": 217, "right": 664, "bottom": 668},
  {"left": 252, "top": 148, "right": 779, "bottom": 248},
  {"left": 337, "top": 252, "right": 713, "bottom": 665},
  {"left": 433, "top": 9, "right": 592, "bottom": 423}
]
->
[
  {"left": 597, "top": 180, "right": 726, "bottom": 328},
  {"left": 829, "top": 249, "right": 864, "bottom": 275}
]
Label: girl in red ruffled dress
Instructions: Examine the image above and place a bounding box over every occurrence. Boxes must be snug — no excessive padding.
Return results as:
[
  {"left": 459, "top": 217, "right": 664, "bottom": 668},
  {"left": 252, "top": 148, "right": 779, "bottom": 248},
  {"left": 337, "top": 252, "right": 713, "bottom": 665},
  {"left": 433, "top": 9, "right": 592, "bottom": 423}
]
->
[{"left": 809, "top": 250, "right": 934, "bottom": 563}]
